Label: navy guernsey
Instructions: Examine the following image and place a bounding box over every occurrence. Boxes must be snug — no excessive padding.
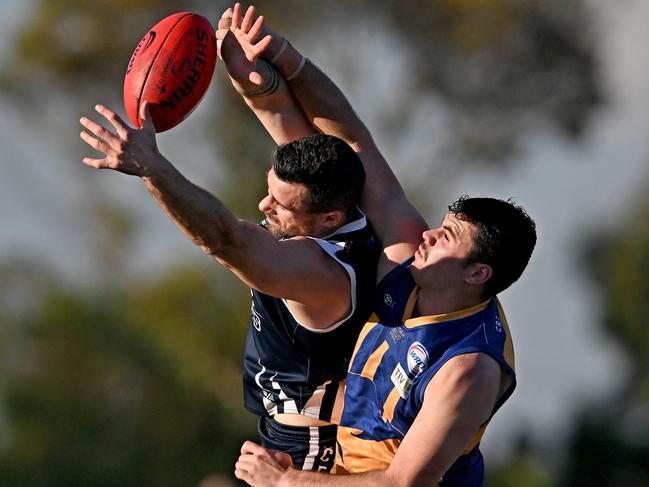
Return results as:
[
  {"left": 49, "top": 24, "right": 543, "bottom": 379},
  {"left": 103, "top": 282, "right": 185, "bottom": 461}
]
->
[{"left": 243, "top": 212, "right": 380, "bottom": 422}]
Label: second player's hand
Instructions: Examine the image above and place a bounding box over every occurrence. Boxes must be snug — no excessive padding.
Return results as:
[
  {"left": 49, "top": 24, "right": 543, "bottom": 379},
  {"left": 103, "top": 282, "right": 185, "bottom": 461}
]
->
[
  {"left": 80, "top": 103, "right": 164, "bottom": 177},
  {"left": 216, "top": 3, "right": 272, "bottom": 86},
  {"left": 234, "top": 441, "right": 294, "bottom": 487}
]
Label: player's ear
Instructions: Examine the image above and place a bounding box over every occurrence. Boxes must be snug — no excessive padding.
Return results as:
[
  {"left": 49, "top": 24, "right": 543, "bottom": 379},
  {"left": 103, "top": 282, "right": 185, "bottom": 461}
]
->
[
  {"left": 320, "top": 210, "right": 344, "bottom": 231},
  {"left": 465, "top": 262, "right": 492, "bottom": 286}
]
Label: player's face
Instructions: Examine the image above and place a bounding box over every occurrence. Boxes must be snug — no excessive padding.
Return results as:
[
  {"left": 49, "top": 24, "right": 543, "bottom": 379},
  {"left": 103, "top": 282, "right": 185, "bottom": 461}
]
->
[
  {"left": 258, "top": 169, "right": 321, "bottom": 239},
  {"left": 410, "top": 212, "right": 480, "bottom": 288}
]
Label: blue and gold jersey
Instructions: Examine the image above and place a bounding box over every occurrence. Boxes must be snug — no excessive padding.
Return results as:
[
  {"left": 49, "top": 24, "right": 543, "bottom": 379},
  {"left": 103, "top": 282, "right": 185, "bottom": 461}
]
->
[
  {"left": 243, "top": 213, "right": 380, "bottom": 423},
  {"left": 335, "top": 257, "right": 516, "bottom": 485}
]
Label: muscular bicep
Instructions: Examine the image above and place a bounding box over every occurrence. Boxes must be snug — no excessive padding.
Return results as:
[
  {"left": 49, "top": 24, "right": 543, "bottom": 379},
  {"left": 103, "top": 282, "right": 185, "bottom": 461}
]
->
[
  {"left": 215, "top": 223, "right": 352, "bottom": 328},
  {"left": 385, "top": 354, "right": 503, "bottom": 486}
]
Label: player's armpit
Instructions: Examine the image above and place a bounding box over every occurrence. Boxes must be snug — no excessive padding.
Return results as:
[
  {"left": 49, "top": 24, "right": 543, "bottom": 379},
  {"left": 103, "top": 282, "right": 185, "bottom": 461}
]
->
[{"left": 216, "top": 230, "right": 352, "bottom": 328}]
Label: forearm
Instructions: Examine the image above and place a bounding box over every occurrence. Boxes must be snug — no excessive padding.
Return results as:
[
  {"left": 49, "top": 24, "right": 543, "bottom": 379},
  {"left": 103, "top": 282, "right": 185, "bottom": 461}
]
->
[
  {"left": 268, "top": 41, "right": 369, "bottom": 149},
  {"left": 141, "top": 155, "right": 242, "bottom": 258},
  {"left": 233, "top": 58, "right": 316, "bottom": 144},
  {"left": 279, "top": 468, "right": 395, "bottom": 487}
]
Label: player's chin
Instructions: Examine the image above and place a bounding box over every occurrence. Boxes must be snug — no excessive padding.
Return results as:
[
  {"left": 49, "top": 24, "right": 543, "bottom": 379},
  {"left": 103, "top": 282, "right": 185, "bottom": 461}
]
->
[{"left": 266, "top": 222, "right": 287, "bottom": 239}]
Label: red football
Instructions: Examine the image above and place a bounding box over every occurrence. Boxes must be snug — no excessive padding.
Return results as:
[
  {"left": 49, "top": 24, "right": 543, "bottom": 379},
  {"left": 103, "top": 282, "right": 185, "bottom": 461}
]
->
[{"left": 124, "top": 12, "right": 217, "bottom": 132}]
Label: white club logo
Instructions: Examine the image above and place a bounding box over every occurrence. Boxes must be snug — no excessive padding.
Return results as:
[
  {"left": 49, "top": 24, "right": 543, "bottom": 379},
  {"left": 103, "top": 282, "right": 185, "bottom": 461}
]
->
[
  {"left": 407, "top": 342, "right": 429, "bottom": 375},
  {"left": 384, "top": 294, "right": 393, "bottom": 306}
]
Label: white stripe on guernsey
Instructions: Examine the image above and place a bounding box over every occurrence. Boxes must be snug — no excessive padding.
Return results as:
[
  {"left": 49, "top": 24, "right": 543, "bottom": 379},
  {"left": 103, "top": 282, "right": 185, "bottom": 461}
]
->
[
  {"left": 300, "top": 380, "right": 331, "bottom": 419},
  {"left": 318, "top": 210, "right": 367, "bottom": 239},
  {"left": 255, "top": 362, "right": 279, "bottom": 416},
  {"left": 301, "top": 426, "right": 320, "bottom": 471}
]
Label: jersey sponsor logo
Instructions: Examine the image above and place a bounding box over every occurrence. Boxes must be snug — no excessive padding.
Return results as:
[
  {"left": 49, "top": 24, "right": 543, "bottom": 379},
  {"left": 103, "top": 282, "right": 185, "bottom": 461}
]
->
[
  {"left": 407, "top": 342, "right": 429, "bottom": 374},
  {"left": 391, "top": 362, "right": 413, "bottom": 399}
]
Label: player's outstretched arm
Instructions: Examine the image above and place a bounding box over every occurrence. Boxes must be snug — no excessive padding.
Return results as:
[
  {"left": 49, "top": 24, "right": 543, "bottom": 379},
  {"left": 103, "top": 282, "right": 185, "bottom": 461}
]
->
[
  {"left": 79, "top": 103, "right": 351, "bottom": 329},
  {"left": 216, "top": 3, "right": 317, "bottom": 144},
  {"left": 234, "top": 354, "right": 505, "bottom": 487},
  {"left": 222, "top": 4, "right": 428, "bottom": 270},
  {"left": 285, "top": 58, "right": 428, "bottom": 270}
]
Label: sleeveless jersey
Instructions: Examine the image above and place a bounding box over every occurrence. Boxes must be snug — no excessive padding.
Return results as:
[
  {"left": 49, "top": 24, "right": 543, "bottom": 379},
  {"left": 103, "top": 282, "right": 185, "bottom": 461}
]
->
[
  {"left": 243, "top": 213, "right": 380, "bottom": 422},
  {"left": 335, "top": 257, "right": 516, "bottom": 485}
]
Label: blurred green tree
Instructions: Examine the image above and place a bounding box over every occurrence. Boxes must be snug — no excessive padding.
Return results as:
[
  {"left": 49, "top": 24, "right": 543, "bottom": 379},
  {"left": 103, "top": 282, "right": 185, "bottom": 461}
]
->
[
  {"left": 0, "top": 260, "right": 253, "bottom": 486},
  {"left": 553, "top": 198, "right": 649, "bottom": 486}
]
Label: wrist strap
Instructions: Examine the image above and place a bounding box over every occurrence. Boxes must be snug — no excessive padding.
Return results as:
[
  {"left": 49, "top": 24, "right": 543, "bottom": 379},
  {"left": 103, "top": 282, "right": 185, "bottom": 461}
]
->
[
  {"left": 286, "top": 56, "right": 307, "bottom": 82},
  {"left": 236, "top": 60, "right": 280, "bottom": 98},
  {"left": 269, "top": 37, "right": 288, "bottom": 64}
]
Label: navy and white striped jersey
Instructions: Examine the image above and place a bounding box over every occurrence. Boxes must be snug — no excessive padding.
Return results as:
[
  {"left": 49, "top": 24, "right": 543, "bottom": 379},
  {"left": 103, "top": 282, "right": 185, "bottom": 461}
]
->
[{"left": 242, "top": 212, "right": 380, "bottom": 422}]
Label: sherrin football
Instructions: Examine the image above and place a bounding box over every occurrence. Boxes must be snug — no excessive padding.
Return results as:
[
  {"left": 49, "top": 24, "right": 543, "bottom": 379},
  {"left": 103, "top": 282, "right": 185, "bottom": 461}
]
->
[{"left": 124, "top": 12, "right": 217, "bottom": 132}]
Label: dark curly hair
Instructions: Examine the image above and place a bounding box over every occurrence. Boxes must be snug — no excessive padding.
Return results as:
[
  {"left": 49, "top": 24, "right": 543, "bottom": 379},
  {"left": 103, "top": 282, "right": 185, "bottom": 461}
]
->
[
  {"left": 449, "top": 196, "right": 537, "bottom": 297},
  {"left": 272, "top": 134, "right": 365, "bottom": 217}
]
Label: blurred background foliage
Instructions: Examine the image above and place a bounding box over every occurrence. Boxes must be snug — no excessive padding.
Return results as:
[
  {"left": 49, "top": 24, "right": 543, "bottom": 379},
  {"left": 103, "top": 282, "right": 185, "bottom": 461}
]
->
[{"left": 0, "top": 0, "right": 646, "bottom": 485}]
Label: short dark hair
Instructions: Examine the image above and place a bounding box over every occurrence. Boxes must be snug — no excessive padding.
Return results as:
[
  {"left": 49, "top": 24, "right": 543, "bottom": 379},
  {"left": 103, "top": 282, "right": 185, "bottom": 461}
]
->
[
  {"left": 449, "top": 196, "right": 537, "bottom": 297},
  {"left": 272, "top": 134, "right": 365, "bottom": 216}
]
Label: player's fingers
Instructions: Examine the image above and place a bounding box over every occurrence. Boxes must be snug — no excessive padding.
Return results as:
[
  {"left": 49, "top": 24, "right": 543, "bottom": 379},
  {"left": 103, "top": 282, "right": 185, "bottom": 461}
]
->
[
  {"left": 240, "top": 440, "right": 268, "bottom": 456},
  {"left": 252, "top": 34, "right": 273, "bottom": 57},
  {"left": 139, "top": 101, "right": 157, "bottom": 133},
  {"left": 233, "top": 464, "right": 250, "bottom": 482},
  {"left": 81, "top": 156, "right": 109, "bottom": 170},
  {"left": 241, "top": 5, "right": 256, "bottom": 33},
  {"left": 231, "top": 2, "right": 241, "bottom": 30},
  {"left": 269, "top": 450, "right": 293, "bottom": 468},
  {"left": 79, "top": 116, "right": 117, "bottom": 143},
  {"left": 217, "top": 12, "right": 232, "bottom": 31},
  {"left": 80, "top": 130, "right": 111, "bottom": 155},
  {"left": 248, "top": 71, "right": 263, "bottom": 86},
  {"left": 219, "top": 7, "right": 233, "bottom": 21},
  {"left": 95, "top": 104, "right": 129, "bottom": 138},
  {"left": 248, "top": 15, "right": 265, "bottom": 41}
]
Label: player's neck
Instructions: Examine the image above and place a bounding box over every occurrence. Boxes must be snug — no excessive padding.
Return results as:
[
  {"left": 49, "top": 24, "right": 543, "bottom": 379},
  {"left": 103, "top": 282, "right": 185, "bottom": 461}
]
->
[{"left": 413, "top": 287, "right": 485, "bottom": 318}]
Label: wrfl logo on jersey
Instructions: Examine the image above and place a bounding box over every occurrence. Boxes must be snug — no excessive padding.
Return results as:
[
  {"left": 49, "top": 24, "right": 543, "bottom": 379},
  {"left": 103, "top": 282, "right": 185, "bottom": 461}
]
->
[{"left": 407, "top": 342, "right": 429, "bottom": 374}]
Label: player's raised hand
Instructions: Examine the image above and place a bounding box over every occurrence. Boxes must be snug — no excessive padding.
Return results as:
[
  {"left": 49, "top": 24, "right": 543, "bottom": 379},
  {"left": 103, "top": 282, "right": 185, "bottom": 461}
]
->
[
  {"left": 80, "top": 103, "right": 163, "bottom": 177},
  {"left": 217, "top": 3, "right": 272, "bottom": 86}
]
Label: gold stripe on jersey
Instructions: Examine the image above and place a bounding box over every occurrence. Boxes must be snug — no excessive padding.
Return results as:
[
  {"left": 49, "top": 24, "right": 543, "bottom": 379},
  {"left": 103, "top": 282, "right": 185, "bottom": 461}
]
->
[
  {"left": 349, "top": 316, "right": 379, "bottom": 365},
  {"left": 403, "top": 299, "right": 492, "bottom": 329},
  {"left": 402, "top": 287, "right": 419, "bottom": 321},
  {"left": 329, "top": 381, "right": 346, "bottom": 425},
  {"left": 381, "top": 386, "right": 402, "bottom": 424},
  {"left": 464, "top": 423, "right": 488, "bottom": 455},
  {"left": 334, "top": 426, "right": 400, "bottom": 474},
  {"left": 358, "top": 340, "right": 389, "bottom": 381}
]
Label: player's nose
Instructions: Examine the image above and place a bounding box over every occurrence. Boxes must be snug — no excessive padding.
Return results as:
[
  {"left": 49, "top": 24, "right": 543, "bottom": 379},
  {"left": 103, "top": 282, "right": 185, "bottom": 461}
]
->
[
  {"left": 422, "top": 229, "right": 438, "bottom": 246},
  {"left": 258, "top": 194, "right": 273, "bottom": 213}
]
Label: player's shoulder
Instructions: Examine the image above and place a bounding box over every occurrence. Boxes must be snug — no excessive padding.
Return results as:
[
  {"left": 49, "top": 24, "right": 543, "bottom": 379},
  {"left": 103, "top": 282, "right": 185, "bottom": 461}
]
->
[{"left": 435, "top": 352, "right": 503, "bottom": 386}]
